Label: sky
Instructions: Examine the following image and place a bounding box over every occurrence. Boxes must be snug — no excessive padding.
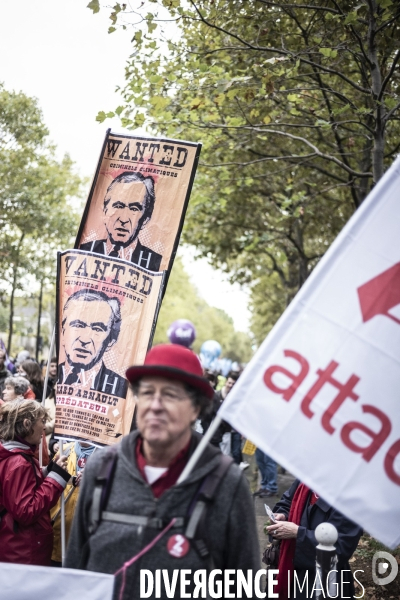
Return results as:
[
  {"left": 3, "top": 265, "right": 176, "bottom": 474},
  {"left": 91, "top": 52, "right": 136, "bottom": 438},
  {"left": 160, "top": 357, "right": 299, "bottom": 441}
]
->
[{"left": 0, "top": 0, "right": 251, "bottom": 333}]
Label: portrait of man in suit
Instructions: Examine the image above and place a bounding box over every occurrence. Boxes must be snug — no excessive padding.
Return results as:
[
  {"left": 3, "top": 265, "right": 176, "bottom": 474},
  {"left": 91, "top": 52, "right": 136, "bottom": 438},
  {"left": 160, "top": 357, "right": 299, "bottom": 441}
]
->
[
  {"left": 58, "top": 289, "right": 127, "bottom": 399},
  {"left": 79, "top": 171, "right": 162, "bottom": 272}
]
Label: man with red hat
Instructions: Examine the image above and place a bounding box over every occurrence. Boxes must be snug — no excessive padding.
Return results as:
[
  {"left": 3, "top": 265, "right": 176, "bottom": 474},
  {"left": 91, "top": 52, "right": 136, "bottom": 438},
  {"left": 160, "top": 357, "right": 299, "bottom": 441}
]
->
[{"left": 65, "top": 344, "right": 260, "bottom": 599}]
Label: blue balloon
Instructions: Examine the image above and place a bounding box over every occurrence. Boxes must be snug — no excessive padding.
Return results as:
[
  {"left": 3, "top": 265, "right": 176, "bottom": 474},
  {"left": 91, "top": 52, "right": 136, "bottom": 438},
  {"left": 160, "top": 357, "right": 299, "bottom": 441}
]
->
[{"left": 200, "top": 340, "right": 222, "bottom": 368}]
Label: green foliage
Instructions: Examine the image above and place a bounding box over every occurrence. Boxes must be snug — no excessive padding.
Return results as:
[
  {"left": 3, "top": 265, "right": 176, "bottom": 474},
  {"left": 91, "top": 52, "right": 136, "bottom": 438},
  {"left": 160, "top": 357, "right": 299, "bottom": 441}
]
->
[
  {"left": 87, "top": 0, "right": 100, "bottom": 14},
  {"left": 153, "top": 257, "right": 253, "bottom": 363},
  {"left": 0, "top": 304, "right": 9, "bottom": 333},
  {"left": 94, "top": 1, "right": 400, "bottom": 342},
  {"left": 0, "top": 84, "right": 84, "bottom": 351}
]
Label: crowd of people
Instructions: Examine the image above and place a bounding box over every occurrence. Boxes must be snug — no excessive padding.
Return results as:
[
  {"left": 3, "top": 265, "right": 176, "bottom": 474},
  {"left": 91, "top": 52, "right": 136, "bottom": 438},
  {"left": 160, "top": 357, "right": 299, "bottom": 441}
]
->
[
  {"left": 0, "top": 350, "right": 58, "bottom": 463},
  {"left": 0, "top": 343, "right": 363, "bottom": 599}
]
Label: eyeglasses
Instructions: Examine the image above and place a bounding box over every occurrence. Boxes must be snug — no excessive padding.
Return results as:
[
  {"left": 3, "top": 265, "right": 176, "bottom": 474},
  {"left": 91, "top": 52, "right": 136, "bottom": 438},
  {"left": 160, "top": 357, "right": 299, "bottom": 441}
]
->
[{"left": 137, "top": 388, "right": 190, "bottom": 405}]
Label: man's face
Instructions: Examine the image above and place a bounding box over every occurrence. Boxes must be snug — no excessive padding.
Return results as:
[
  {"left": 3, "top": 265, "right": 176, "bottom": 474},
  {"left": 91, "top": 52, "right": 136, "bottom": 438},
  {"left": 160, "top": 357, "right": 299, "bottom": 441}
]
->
[
  {"left": 49, "top": 361, "right": 58, "bottom": 378},
  {"left": 103, "top": 181, "right": 147, "bottom": 247},
  {"left": 136, "top": 377, "right": 200, "bottom": 450},
  {"left": 62, "top": 299, "right": 114, "bottom": 371},
  {"left": 225, "top": 377, "right": 237, "bottom": 394}
]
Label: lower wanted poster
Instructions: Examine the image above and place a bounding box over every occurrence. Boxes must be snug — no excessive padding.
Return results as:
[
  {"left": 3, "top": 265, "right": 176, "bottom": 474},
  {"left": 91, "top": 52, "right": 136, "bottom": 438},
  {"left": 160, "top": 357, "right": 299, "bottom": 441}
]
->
[{"left": 55, "top": 249, "right": 164, "bottom": 445}]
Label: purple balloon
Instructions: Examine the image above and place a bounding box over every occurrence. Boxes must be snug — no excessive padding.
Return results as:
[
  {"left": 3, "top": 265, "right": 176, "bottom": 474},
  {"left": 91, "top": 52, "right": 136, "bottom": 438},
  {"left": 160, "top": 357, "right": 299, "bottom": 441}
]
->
[{"left": 167, "top": 319, "right": 196, "bottom": 347}]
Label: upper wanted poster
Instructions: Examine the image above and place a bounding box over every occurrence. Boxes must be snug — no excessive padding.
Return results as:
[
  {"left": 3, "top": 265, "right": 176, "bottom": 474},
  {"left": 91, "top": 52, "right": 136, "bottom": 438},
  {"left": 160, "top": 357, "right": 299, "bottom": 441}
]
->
[{"left": 75, "top": 130, "right": 201, "bottom": 273}]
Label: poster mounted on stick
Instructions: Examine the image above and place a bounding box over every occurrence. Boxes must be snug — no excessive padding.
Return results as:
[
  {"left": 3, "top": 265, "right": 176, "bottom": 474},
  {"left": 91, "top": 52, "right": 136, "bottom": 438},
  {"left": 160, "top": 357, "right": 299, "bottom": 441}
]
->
[
  {"left": 75, "top": 130, "right": 201, "bottom": 277},
  {"left": 55, "top": 249, "right": 164, "bottom": 446},
  {"left": 219, "top": 156, "right": 400, "bottom": 549}
]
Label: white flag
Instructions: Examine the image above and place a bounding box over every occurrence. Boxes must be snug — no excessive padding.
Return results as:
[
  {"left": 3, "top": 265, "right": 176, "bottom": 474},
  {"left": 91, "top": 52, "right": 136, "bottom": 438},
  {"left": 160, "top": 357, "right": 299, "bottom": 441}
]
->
[
  {"left": 219, "top": 156, "right": 400, "bottom": 549},
  {"left": 0, "top": 563, "right": 114, "bottom": 599}
]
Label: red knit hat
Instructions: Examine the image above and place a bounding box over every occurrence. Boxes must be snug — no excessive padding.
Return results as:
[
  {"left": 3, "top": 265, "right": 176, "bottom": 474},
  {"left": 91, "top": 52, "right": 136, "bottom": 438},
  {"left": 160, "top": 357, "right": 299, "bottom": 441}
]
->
[{"left": 126, "top": 344, "right": 214, "bottom": 399}]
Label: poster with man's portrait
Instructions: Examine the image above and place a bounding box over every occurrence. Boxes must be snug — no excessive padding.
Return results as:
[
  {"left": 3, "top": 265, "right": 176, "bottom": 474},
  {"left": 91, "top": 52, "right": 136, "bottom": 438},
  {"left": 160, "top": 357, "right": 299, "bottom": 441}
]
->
[
  {"left": 55, "top": 250, "right": 164, "bottom": 446},
  {"left": 75, "top": 130, "right": 201, "bottom": 274}
]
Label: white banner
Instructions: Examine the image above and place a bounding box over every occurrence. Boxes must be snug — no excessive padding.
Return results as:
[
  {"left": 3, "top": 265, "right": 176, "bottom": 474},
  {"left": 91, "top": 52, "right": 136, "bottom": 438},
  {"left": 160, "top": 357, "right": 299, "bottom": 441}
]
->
[
  {"left": 219, "top": 156, "right": 400, "bottom": 549},
  {"left": 0, "top": 563, "right": 114, "bottom": 599}
]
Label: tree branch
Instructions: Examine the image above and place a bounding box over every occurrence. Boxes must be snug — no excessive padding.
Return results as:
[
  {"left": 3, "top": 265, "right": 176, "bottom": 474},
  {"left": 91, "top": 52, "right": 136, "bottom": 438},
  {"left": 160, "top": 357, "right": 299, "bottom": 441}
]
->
[
  {"left": 187, "top": 1, "right": 370, "bottom": 93},
  {"left": 374, "top": 10, "right": 400, "bottom": 36},
  {"left": 384, "top": 100, "right": 400, "bottom": 122},
  {"left": 378, "top": 50, "right": 400, "bottom": 101}
]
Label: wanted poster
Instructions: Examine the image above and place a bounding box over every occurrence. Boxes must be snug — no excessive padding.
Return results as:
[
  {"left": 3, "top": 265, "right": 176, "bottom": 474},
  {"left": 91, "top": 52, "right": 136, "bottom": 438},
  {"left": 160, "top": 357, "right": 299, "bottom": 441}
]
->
[
  {"left": 75, "top": 130, "right": 201, "bottom": 275},
  {"left": 55, "top": 250, "right": 164, "bottom": 445}
]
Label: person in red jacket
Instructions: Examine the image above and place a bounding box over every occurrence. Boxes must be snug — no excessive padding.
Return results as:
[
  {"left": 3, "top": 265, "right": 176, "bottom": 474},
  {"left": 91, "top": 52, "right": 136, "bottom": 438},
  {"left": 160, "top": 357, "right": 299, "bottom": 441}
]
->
[{"left": 0, "top": 399, "right": 70, "bottom": 565}]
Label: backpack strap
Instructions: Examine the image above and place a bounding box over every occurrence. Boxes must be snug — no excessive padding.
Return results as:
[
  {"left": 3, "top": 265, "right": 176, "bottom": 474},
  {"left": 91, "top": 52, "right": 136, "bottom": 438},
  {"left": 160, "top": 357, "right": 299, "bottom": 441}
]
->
[
  {"left": 185, "top": 454, "right": 234, "bottom": 567},
  {"left": 87, "top": 447, "right": 234, "bottom": 571},
  {"left": 88, "top": 445, "right": 119, "bottom": 535}
]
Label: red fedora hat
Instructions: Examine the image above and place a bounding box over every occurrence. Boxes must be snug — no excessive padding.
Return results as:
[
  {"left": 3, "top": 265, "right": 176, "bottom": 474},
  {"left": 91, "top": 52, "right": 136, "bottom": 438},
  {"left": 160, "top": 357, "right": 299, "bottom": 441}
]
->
[{"left": 126, "top": 344, "right": 214, "bottom": 399}]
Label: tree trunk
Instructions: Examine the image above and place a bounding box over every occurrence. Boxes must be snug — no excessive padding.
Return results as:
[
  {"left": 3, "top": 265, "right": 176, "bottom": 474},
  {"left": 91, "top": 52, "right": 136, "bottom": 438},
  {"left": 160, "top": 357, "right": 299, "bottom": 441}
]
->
[
  {"left": 7, "top": 234, "right": 25, "bottom": 355},
  {"left": 36, "top": 279, "right": 43, "bottom": 361},
  {"left": 368, "top": 1, "right": 386, "bottom": 185},
  {"left": 7, "top": 264, "right": 18, "bottom": 355}
]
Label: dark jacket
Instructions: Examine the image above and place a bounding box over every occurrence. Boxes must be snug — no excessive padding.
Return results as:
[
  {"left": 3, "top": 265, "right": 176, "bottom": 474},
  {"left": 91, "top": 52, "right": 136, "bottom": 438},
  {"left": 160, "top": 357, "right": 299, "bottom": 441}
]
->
[
  {"left": 80, "top": 239, "right": 162, "bottom": 272},
  {"left": 0, "top": 441, "right": 69, "bottom": 565},
  {"left": 273, "top": 479, "right": 363, "bottom": 600},
  {"left": 200, "top": 390, "right": 231, "bottom": 446},
  {"left": 65, "top": 430, "right": 260, "bottom": 599},
  {"left": 0, "top": 367, "right": 11, "bottom": 395}
]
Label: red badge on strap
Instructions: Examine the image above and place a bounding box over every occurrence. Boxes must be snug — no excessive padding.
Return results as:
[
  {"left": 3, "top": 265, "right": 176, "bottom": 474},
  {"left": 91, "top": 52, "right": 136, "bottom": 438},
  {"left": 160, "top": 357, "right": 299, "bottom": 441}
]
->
[{"left": 167, "top": 534, "right": 190, "bottom": 558}]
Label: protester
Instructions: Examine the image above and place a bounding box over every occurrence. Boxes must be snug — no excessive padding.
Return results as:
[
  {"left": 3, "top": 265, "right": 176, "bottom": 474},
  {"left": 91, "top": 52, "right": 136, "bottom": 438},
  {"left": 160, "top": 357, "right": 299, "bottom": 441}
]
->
[
  {"left": 15, "top": 350, "right": 30, "bottom": 369},
  {"left": 65, "top": 344, "right": 260, "bottom": 598},
  {"left": 2, "top": 376, "right": 30, "bottom": 403},
  {"left": 44, "top": 387, "right": 56, "bottom": 446},
  {"left": 204, "top": 369, "right": 218, "bottom": 389},
  {"left": 50, "top": 440, "right": 96, "bottom": 566},
  {"left": 46, "top": 357, "right": 58, "bottom": 395},
  {"left": 19, "top": 359, "right": 48, "bottom": 400},
  {"left": 266, "top": 479, "right": 363, "bottom": 599},
  {"left": 253, "top": 448, "right": 278, "bottom": 497},
  {"left": 0, "top": 399, "right": 70, "bottom": 565},
  {"left": 201, "top": 371, "right": 249, "bottom": 470},
  {"left": 201, "top": 371, "right": 236, "bottom": 448},
  {"left": 0, "top": 350, "right": 12, "bottom": 396},
  {"left": 2, "top": 375, "right": 50, "bottom": 464},
  {"left": 0, "top": 342, "right": 15, "bottom": 374}
]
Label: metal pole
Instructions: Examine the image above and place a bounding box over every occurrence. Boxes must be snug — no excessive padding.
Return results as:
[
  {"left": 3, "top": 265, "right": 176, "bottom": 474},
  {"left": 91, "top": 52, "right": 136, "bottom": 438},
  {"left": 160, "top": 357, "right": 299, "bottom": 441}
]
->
[
  {"left": 177, "top": 415, "right": 222, "bottom": 484},
  {"left": 51, "top": 485, "right": 75, "bottom": 525},
  {"left": 42, "top": 326, "right": 56, "bottom": 407},
  {"left": 314, "top": 522, "right": 338, "bottom": 599},
  {"left": 36, "top": 279, "right": 43, "bottom": 362},
  {"left": 60, "top": 439, "right": 66, "bottom": 566},
  {"left": 39, "top": 327, "right": 56, "bottom": 467}
]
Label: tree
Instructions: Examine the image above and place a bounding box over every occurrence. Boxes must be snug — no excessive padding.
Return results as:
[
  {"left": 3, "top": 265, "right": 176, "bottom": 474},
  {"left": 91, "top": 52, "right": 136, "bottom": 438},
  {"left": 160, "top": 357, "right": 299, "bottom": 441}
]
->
[
  {"left": 0, "top": 84, "right": 83, "bottom": 353},
  {"left": 153, "top": 257, "right": 254, "bottom": 362},
  {"left": 91, "top": 0, "right": 400, "bottom": 340}
]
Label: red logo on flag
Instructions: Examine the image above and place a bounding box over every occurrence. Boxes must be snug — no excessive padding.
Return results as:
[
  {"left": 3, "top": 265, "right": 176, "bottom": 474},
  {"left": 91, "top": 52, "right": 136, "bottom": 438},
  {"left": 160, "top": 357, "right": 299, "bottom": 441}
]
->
[
  {"left": 357, "top": 262, "right": 400, "bottom": 324},
  {"left": 167, "top": 534, "right": 190, "bottom": 558}
]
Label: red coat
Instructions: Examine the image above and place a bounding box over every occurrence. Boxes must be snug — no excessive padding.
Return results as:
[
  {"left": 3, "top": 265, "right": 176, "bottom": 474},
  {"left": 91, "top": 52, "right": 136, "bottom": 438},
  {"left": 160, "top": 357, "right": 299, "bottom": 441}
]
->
[{"left": 0, "top": 443, "right": 65, "bottom": 565}]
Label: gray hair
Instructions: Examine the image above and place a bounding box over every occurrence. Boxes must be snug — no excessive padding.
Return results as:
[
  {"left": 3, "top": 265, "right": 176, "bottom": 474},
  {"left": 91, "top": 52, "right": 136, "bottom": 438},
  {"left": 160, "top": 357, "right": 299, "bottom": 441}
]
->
[
  {"left": 4, "top": 376, "right": 30, "bottom": 398},
  {"left": 62, "top": 288, "right": 122, "bottom": 345},
  {"left": 104, "top": 171, "right": 156, "bottom": 230}
]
